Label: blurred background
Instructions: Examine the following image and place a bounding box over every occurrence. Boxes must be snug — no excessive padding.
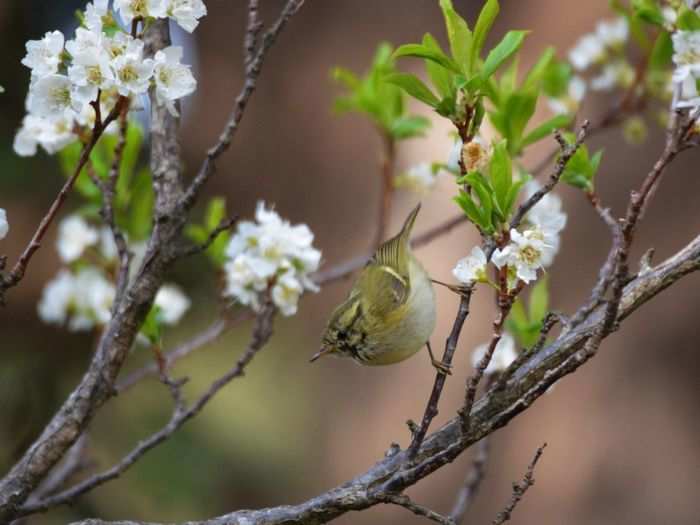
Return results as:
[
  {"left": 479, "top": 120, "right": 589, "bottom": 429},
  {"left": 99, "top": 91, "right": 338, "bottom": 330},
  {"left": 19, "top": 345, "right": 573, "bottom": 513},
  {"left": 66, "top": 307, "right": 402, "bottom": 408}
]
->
[{"left": 1, "top": 1, "right": 699, "bottom": 524}]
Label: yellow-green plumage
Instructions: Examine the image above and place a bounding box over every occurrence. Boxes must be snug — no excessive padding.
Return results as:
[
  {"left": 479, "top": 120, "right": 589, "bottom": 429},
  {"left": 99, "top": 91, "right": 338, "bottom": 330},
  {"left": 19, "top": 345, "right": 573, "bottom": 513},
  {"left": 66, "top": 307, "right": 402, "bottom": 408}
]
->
[{"left": 316, "top": 204, "right": 436, "bottom": 366}]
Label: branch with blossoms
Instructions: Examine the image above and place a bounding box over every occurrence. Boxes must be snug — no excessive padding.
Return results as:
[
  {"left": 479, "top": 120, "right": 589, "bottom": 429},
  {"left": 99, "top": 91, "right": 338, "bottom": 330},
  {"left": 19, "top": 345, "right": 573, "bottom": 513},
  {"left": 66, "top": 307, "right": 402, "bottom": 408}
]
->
[{"left": 1, "top": 0, "right": 699, "bottom": 524}]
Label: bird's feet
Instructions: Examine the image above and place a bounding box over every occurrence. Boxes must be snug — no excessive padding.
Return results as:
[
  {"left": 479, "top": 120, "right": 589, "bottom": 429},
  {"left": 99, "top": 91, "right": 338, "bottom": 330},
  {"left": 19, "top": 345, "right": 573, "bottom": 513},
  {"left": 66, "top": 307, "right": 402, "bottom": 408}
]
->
[{"left": 430, "top": 357, "right": 453, "bottom": 375}]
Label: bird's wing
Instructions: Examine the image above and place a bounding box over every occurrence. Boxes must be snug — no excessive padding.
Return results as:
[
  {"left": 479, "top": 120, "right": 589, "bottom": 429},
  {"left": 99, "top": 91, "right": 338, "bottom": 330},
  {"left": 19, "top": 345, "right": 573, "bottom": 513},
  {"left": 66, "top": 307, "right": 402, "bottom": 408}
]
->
[{"left": 358, "top": 263, "right": 409, "bottom": 318}]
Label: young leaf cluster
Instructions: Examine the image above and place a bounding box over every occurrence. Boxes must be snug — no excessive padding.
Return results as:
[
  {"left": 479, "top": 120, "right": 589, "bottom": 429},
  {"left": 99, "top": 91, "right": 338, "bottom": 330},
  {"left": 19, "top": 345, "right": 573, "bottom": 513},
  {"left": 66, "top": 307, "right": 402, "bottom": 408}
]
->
[{"left": 332, "top": 43, "right": 430, "bottom": 140}]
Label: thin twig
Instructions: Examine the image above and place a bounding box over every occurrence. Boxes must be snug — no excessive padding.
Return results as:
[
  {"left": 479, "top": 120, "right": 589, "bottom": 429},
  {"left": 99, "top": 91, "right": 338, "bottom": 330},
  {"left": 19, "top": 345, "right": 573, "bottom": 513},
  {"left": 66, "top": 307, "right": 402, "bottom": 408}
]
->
[
  {"left": 449, "top": 436, "right": 490, "bottom": 524},
  {"left": 179, "top": 0, "right": 305, "bottom": 212},
  {"left": 491, "top": 443, "right": 547, "bottom": 525},
  {"left": 377, "top": 494, "right": 455, "bottom": 525},
  {"left": 0, "top": 96, "right": 127, "bottom": 303},
  {"left": 180, "top": 216, "right": 239, "bottom": 258},
  {"left": 18, "top": 304, "right": 276, "bottom": 517},
  {"left": 408, "top": 287, "right": 473, "bottom": 458},
  {"left": 510, "top": 122, "right": 589, "bottom": 231},
  {"left": 244, "top": 0, "right": 263, "bottom": 69}
]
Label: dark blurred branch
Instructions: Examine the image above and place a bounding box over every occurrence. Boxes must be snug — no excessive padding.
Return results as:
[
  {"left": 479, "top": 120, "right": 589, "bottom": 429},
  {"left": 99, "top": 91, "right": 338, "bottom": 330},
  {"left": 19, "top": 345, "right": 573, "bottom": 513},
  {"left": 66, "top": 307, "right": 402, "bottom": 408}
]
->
[
  {"left": 180, "top": 0, "right": 305, "bottom": 212},
  {"left": 449, "top": 436, "right": 490, "bottom": 524},
  {"left": 491, "top": 443, "right": 546, "bottom": 525},
  {"left": 373, "top": 132, "right": 396, "bottom": 248},
  {"left": 17, "top": 304, "right": 276, "bottom": 518},
  {"left": 68, "top": 232, "right": 700, "bottom": 525}
]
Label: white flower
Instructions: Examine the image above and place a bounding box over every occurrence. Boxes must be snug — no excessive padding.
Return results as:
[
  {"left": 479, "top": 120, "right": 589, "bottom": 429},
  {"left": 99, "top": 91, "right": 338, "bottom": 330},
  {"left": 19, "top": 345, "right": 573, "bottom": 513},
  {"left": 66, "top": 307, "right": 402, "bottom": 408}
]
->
[
  {"left": 569, "top": 34, "right": 606, "bottom": 71},
  {"left": 591, "top": 61, "right": 634, "bottom": 91},
  {"left": 394, "top": 163, "right": 437, "bottom": 194},
  {"left": 155, "top": 284, "right": 191, "bottom": 324},
  {"left": 152, "top": 46, "right": 196, "bottom": 115},
  {"left": 492, "top": 228, "right": 555, "bottom": 283},
  {"left": 547, "top": 76, "right": 586, "bottom": 115},
  {"left": 71, "top": 267, "right": 115, "bottom": 329},
  {"left": 447, "top": 138, "right": 462, "bottom": 172},
  {"left": 663, "top": 7, "right": 678, "bottom": 26},
  {"left": 66, "top": 27, "right": 103, "bottom": 58},
  {"left": 85, "top": 0, "right": 111, "bottom": 32},
  {"left": 523, "top": 182, "right": 567, "bottom": 236},
  {"left": 452, "top": 246, "right": 487, "bottom": 284},
  {"left": 111, "top": 39, "right": 154, "bottom": 96},
  {"left": 36, "top": 267, "right": 116, "bottom": 331},
  {"left": 68, "top": 46, "right": 115, "bottom": 105},
  {"left": 224, "top": 202, "right": 322, "bottom": 315},
  {"left": 21, "top": 30, "right": 65, "bottom": 77},
  {"left": 99, "top": 227, "right": 118, "bottom": 260},
  {"left": 271, "top": 272, "right": 303, "bottom": 316},
  {"left": 595, "top": 18, "right": 628, "bottom": 48},
  {"left": 166, "top": 0, "right": 207, "bottom": 33},
  {"left": 13, "top": 114, "right": 76, "bottom": 156},
  {"left": 38, "top": 269, "right": 76, "bottom": 325},
  {"left": 114, "top": 0, "right": 167, "bottom": 25},
  {"left": 0, "top": 209, "right": 8, "bottom": 240},
  {"left": 471, "top": 333, "right": 518, "bottom": 374},
  {"left": 224, "top": 253, "right": 268, "bottom": 310},
  {"left": 28, "top": 74, "right": 76, "bottom": 119},
  {"left": 57, "top": 215, "right": 99, "bottom": 262}
]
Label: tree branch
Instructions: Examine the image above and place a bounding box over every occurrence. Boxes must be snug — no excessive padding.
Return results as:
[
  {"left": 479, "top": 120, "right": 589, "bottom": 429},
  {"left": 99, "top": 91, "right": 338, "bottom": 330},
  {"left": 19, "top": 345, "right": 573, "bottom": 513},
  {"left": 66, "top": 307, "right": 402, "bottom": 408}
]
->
[
  {"left": 17, "top": 304, "right": 276, "bottom": 518},
  {"left": 69, "top": 233, "right": 700, "bottom": 525},
  {"left": 491, "top": 443, "right": 546, "bottom": 525},
  {"left": 179, "top": 0, "right": 305, "bottom": 212}
]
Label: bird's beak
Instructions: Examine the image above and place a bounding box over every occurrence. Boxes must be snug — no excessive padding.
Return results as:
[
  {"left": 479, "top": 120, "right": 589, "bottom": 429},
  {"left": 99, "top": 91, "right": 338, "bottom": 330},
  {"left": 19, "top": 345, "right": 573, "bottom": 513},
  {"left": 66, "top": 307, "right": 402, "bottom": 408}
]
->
[{"left": 309, "top": 346, "right": 333, "bottom": 363}]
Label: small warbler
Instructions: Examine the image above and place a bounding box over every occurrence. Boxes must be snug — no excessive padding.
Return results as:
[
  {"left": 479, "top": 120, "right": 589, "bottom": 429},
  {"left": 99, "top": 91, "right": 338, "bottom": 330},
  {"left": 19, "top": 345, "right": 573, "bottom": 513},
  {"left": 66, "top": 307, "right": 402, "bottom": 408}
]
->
[{"left": 312, "top": 204, "right": 448, "bottom": 373}]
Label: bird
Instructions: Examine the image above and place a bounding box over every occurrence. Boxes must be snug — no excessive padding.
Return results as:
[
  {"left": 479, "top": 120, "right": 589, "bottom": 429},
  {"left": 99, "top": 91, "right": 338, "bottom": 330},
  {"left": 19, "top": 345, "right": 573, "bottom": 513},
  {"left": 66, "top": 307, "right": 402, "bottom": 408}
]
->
[{"left": 311, "top": 204, "right": 449, "bottom": 373}]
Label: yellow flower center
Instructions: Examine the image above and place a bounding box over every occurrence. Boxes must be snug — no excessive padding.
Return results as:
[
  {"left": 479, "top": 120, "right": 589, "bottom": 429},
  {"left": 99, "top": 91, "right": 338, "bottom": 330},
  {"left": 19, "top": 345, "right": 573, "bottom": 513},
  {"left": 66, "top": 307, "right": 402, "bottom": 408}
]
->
[
  {"left": 119, "top": 64, "right": 138, "bottom": 83},
  {"left": 87, "top": 66, "right": 103, "bottom": 85},
  {"left": 519, "top": 245, "right": 541, "bottom": 266}
]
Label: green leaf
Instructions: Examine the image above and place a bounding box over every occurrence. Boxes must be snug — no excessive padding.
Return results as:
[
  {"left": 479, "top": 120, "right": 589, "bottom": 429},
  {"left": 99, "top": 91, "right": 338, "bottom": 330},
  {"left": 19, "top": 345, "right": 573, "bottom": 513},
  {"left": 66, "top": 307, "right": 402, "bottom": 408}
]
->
[
  {"left": 648, "top": 31, "right": 673, "bottom": 70},
  {"left": 393, "top": 43, "right": 462, "bottom": 74},
  {"left": 464, "top": 172, "right": 494, "bottom": 228},
  {"left": 471, "top": 0, "right": 500, "bottom": 69},
  {"left": 141, "top": 306, "right": 162, "bottom": 344},
  {"left": 502, "top": 89, "right": 538, "bottom": 152},
  {"left": 186, "top": 224, "right": 208, "bottom": 244},
  {"left": 489, "top": 140, "right": 512, "bottom": 208},
  {"left": 677, "top": 5, "right": 700, "bottom": 30},
  {"left": 632, "top": 0, "right": 665, "bottom": 26},
  {"left": 522, "top": 47, "right": 555, "bottom": 91},
  {"left": 521, "top": 114, "right": 572, "bottom": 148},
  {"left": 504, "top": 178, "right": 525, "bottom": 217},
  {"left": 125, "top": 167, "right": 154, "bottom": 240},
  {"left": 438, "top": 0, "right": 472, "bottom": 71},
  {"left": 541, "top": 59, "right": 572, "bottom": 98},
  {"left": 390, "top": 115, "right": 431, "bottom": 139},
  {"left": 529, "top": 276, "right": 549, "bottom": 324},
  {"left": 331, "top": 66, "right": 361, "bottom": 90},
  {"left": 481, "top": 30, "right": 528, "bottom": 80},
  {"left": 508, "top": 298, "right": 529, "bottom": 330},
  {"left": 454, "top": 191, "right": 489, "bottom": 230},
  {"left": 205, "top": 198, "right": 226, "bottom": 230},
  {"left": 422, "top": 34, "right": 454, "bottom": 98},
  {"left": 385, "top": 73, "right": 440, "bottom": 107}
]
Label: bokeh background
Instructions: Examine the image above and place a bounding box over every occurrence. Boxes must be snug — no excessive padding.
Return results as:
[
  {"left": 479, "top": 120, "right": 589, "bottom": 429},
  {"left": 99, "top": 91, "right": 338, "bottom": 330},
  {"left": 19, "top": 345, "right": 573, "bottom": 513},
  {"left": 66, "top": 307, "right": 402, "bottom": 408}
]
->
[{"left": 1, "top": 1, "right": 699, "bottom": 524}]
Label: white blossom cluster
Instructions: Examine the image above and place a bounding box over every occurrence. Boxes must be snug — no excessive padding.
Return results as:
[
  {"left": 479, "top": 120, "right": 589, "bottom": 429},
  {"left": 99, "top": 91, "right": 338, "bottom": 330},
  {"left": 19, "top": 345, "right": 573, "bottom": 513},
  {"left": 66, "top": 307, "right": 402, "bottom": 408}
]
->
[
  {"left": 553, "top": 16, "right": 631, "bottom": 115},
  {"left": 38, "top": 214, "right": 190, "bottom": 333},
  {"left": 224, "top": 202, "right": 322, "bottom": 316},
  {"left": 672, "top": 30, "right": 700, "bottom": 110},
  {"left": 452, "top": 181, "right": 566, "bottom": 286},
  {"left": 14, "top": 0, "right": 204, "bottom": 156},
  {"left": 0, "top": 208, "right": 8, "bottom": 240}
]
